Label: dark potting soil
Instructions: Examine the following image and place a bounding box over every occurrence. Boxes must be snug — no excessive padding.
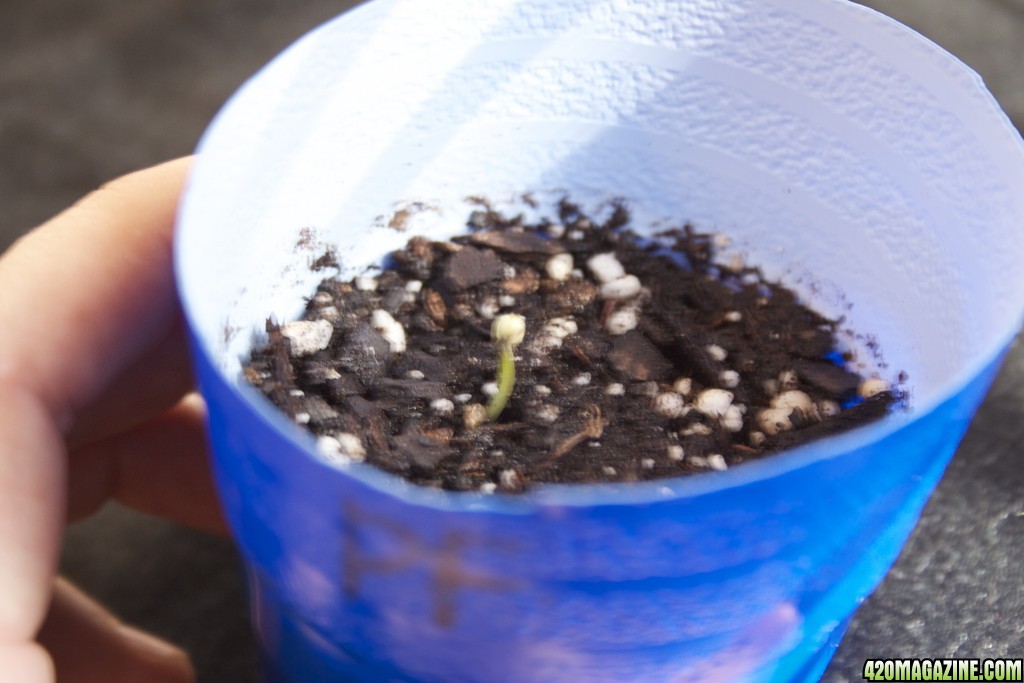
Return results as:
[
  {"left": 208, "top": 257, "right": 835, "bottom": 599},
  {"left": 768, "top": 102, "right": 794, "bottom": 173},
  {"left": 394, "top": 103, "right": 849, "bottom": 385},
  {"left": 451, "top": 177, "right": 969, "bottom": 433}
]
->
[{"left": 244, "top": 201, "right": 899, "bottom": 493}]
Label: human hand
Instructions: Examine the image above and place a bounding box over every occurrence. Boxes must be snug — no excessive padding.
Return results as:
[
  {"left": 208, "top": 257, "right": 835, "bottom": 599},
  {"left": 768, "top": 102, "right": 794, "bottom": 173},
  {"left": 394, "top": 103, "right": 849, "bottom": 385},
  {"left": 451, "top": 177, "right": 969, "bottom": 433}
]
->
[{"left": 0, "top": 158, "right": 224, "bottom": 683}]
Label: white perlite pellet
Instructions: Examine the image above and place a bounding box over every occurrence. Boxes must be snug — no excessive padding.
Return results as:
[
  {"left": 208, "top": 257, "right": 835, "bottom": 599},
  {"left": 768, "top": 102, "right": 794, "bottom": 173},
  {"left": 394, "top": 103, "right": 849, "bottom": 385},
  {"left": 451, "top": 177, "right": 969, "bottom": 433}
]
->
[
  {"left": 705, "top": 344, "right": 728, "bottom": 362},
  {"left": 530, "top": 334, "right": 563, "bottom": 353},
  {"left": 641, "top": 458, "right": 656, "bottom": 470},
  {"left": 317, "top": 433, "right": 366, "bottom": 463},
  {"left": 682, "top": 423, "right": 713, "bottom": 436},
  {"left": 858, "top": 377, "right": 889, "bottom": 398},
  {"left": 771, "top": 390, "right": 814, "bottom": 413},
  {"left": 605, "top": 308, "right": 639, "bottom": 335},
  {"left": 289, "top": 389, "right": 305, "bottom": 397},
  {"left": 482, "top": 382, "right": 499, "bottom": 397},
  {"left": 599, "top": 275, "right": 642, "bottom": 300},
  {"left": 695, "top": 388, "right": 734, "bottom": 418},
  {"left": 295, "top": 412, "right": 311, "bottom": 425},
  {"left": 544, "top": 253, "right": 574, "bottom": 281},
  {"left": 721, "top": 404, "right": 744, "bottom": 433},
  {"left": 587, "top": 252, "right": 626, "bottom": 283},
  {"left": 757, "top": 408, "right": 794, "bottom": 435},
  {"left": 719, "top": 370, "right": 740, "bottom": 389},
  {"left": 281, "top": 320, "right": 333, "bottom": 357},
  {"left": 572, "top": 373, "right": 592, "bottom": 386},
  {"left": 546, "top": 223, "right": 566, "bottom": 238},
  {"left": 672, "top": 378, "right": 693, "bottom": 396},
  {"left": 534, "top": 384, "right": 552, "bottom": 396},
  {"left": 605, "top": 382, "right": 626, "bottom": 396},
  {"left": 499, "top": 470, "right": 520, "bottom": 489},
  {"left": 477, "top": 298, "right": 499, "bottom": 319},
  {"left": 354, "top": 275, "right": 378, "bottom": 291},
  {"left": 545, "top": 317, "right": 578, "bottom": 339},
  {"left": 316, "top": 436, "right": 343, "bottom": 460},
  {"left": 724, "top": 310, "right": 743, "bottom": 323},
  {"left": 371, "top": 309, "right": 407, "bottom": 353},
  {"left": 454, "top": 393, "right": 473, "bottom": 403},
  {"left": 430, "top": 398, "right": 455, "bottom": 415},
  {"left": 653, "top": 392, "right": 688, "bottom": 418},
  {"left": 479, "top": 482, "right": 498, "bottom": 494},
  {"left": 667, "top": 445, "right": 685, "bottom": 461},
  {"left": 706, "top": 454, "right": 728, "bottom": 471},
  {"left": 406, "top": 369, "right": 425, "bottom": 380},
  {"left": 749, "top": 431, "right": 767, "bottom": 447},
  {"left": 337, "top": 433, "right": 366, "bottom": 460},
  {"left": 535, "top": 404, "right": 561, "bottom": 423},
  {"left": 499, "top": 295, "right": 516, "bottom": 307},
  {"left": 602, "top": 466, "right": 618, "bottom": 476},
  {"left": 405, "top": 279, "right": 423, "bottom": 293}
]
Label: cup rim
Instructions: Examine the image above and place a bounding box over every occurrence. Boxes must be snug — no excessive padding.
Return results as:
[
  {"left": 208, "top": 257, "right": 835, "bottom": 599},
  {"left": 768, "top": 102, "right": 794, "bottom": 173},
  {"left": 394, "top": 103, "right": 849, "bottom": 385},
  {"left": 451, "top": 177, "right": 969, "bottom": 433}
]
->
[{"left": 175, "top": 0, "right": 1024, "bottom": 512}]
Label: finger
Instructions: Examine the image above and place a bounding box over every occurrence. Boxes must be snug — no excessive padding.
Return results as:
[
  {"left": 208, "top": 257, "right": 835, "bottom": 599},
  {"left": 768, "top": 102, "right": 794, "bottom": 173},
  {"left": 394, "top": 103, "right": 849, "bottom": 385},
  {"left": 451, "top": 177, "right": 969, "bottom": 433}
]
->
[
  {"left": 0, "top": 159, "right": 192, "bottom": 645},
  {"left": 0, "top": 643, "right": 53, "bottom": 683},
  {"left": 68, "top": 395, "right": 226, "bottom": 536},
  {"left": 65, "top": 315, "right": 194, "bottom": 451},
  {"left": 38, "top": 578, "right": 194, "bottom": 683},
  {"left": 0, "top": 387, "right": 66, "bottom": 643},
  {"left": 0, "top": 157, "right": 192, "bottom": 429}
]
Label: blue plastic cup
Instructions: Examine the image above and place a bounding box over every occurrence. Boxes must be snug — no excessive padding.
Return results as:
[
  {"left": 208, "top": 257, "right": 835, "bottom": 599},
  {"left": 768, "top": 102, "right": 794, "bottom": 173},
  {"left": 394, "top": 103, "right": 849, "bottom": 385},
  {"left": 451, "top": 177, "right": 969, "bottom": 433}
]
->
[{"left": 175, "top": 0, "right": 1024, "bottom": 680}]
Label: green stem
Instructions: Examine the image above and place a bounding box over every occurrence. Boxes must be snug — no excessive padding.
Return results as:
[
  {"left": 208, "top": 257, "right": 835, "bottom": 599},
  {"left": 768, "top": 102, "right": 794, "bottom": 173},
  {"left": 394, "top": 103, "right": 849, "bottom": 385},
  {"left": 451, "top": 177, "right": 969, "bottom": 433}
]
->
[{"left": 486, "top": 346, "right": 516, "bottom": 421}]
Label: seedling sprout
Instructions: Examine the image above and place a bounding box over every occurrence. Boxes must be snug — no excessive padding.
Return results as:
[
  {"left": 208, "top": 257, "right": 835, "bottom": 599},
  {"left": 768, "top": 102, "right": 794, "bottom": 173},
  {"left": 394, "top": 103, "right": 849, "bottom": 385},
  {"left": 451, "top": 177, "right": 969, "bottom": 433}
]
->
[{"left": 486, "top": 313, "right": 526, "bottom": 421}]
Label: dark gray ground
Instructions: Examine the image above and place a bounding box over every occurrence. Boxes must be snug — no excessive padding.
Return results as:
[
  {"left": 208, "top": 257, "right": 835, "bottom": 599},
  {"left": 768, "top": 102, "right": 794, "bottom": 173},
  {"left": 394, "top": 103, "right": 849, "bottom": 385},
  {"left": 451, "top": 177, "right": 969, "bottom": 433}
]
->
[{"left": 1, "top": 1, "right": 1022, "bottom": 681}]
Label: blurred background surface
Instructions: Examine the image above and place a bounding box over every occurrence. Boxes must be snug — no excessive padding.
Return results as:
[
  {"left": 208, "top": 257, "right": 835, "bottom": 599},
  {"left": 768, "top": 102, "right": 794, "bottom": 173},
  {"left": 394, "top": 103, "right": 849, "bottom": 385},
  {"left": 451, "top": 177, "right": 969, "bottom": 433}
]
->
[{"left": 1, "top": 1, "right": 1022, "bottom": 681}]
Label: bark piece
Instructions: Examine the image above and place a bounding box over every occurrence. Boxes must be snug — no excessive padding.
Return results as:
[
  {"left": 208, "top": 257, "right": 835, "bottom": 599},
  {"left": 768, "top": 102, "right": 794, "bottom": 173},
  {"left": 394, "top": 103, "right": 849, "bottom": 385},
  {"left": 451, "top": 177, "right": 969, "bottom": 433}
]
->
[
  {"left": 793, "top": 359, "right": 862, "bottom": 397},
  {"left": 607, "top": 331, "right": 673, "bottom": 381},
  {"left": 469, "top": 230, "right": 560, "bottom": 255},
  {"left": 442, "top": 246, "right": 504, "bottom": 291}
]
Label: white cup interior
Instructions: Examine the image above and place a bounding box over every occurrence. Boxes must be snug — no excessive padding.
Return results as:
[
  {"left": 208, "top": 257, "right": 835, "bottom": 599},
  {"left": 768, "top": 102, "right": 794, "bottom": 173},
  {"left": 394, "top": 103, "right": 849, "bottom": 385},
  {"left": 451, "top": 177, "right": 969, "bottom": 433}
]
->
[{"left": 178, "top": 0, "right": 1024, "bottom": 426}]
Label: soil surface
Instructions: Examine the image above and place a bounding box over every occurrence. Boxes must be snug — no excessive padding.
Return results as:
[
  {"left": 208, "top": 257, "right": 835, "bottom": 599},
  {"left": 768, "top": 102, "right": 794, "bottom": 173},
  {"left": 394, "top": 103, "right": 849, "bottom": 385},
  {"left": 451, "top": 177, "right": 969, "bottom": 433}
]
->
[{"left": 244, "top": 201, "right": 898, "bottom": 492}]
